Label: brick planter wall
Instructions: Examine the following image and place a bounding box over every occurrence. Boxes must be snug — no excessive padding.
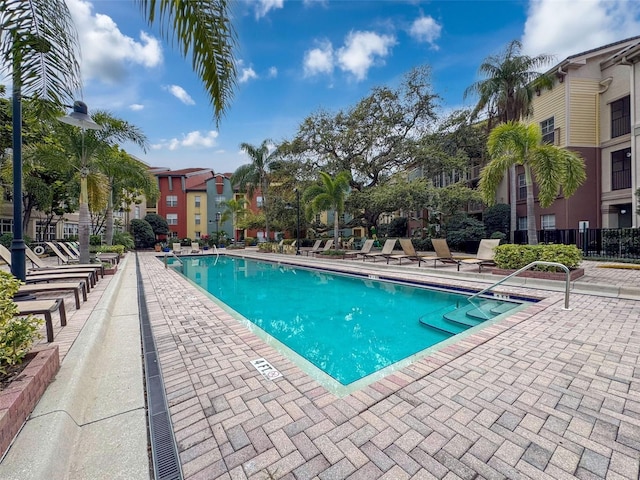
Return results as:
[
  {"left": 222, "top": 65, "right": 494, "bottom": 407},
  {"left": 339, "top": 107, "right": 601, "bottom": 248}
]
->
[
  {"left": 491, "top": 267, "right": 585, "bottom": 281},
  {"left": 0, "top": 345, "right": 60, "bottom": 457}
]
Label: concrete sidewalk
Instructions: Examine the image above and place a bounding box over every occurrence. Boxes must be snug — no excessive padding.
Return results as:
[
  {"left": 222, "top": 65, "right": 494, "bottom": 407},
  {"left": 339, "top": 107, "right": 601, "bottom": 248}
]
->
[{"left": 0, "top": 254, "right": 149, "bottom": 480}]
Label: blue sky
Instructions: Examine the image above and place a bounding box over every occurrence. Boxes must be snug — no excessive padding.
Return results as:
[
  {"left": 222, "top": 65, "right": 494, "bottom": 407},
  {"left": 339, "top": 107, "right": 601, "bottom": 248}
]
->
[{"left": 64, "top": 0, "right": 640, "bottom": 173}]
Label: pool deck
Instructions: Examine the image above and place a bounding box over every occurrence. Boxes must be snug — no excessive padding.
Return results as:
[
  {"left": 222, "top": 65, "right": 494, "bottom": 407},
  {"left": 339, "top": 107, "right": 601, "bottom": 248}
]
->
[{"left": 2, "top": 250, "right": 640, "bottom": 479}]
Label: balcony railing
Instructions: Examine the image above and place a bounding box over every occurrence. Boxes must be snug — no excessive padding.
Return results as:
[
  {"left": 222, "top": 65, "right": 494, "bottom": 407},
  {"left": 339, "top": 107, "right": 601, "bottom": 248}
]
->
[
  {"left": 612, "top": 170, "right": 631, "bottom": 190},
  {"left": 612, "top": 117, "right": 631, "bottom": 138}
]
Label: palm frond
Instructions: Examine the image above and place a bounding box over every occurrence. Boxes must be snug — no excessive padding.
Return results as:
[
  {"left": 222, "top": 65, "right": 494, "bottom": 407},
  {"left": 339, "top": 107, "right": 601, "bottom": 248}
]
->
[
  {"left": 0, "top": 0, "right": 81, "bottom": 107},
  {"left": 136, "top": 0, "right": 237, "bottom": 124}
]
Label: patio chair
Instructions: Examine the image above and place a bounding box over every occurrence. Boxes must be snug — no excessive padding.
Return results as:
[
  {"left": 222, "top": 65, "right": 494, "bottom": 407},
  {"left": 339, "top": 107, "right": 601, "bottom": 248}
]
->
[
  {"left": 347, "top": 239, "right": 374, "bottom": 258},
  {"left": 431, "top": 238, "right": 467, "bottom": 270},
  {"left": 362, "top": 238, "right": 398, "bottom": 262},
  {"left": 14, "top": 297, "right": 67, "bottom": 343},
  {"left": 190, "top": 242, "right": 201, "bottom": 253},
  {"left": 386, "top": 238, "right": 427, "bottom": 265},
  {"left": 24, "top": 245, "right": 104, "bottom": 278},
  {"left": 26, "top": 270, "right": 96, "bottom": 292},
  {"left": 56, "top": 241, "right": 80, "bottom": 260},
  {"left": 18, "top": 281, "right": 87, "bottom": 310},
  {"left": 45, "top": 242, "right": 78, "bottom": 265},
  {"left": 172, "top": 243, "right": 183, "bottom": 254},
  {"left": 311, "top": 239, "right": 334, "bottom": 257},
  {"left": 459, "top": 239, "right": 501, "bottom": 272},
  {"left": 0, "top": 244, "right": 102, "bottom": 281},
  {"left": 300, "top": 240, "right": 322, "bottom": 256}
]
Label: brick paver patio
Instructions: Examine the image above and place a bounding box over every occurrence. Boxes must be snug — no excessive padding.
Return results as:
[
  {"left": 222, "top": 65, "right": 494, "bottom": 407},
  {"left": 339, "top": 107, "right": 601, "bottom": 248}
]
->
[{"left": 137, "top": 252, "right": 640, "bottom": 480}]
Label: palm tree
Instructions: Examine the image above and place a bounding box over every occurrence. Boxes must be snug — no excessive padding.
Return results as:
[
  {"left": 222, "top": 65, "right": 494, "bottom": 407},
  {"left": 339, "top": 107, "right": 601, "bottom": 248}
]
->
[
  {"left": 95, "top": 146, "right": 159, "bottom": 245},
  {"left": 57, "top": 110, "right": 148, "bottom": 262},
  {"left": 303, "top": 171, "right": 351, "bottom": 248},
  {"left": 221, "top": 198, "right": 246, "bottom": 243},
  {"left": 479, "top": 122, "right": 586, "bottom": 245},
  {"left": 233, "top": 140, "right": 279, "bottom": 241},
  {"left": 465, "top": 40, "right": 554, "bottom": 242}
]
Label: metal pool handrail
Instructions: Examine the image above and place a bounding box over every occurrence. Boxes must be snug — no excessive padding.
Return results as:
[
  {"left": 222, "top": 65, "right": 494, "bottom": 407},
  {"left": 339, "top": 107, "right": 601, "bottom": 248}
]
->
[
  {"left": 468, "top": 261, "right": 571, "bottom": 310},
  {"left": 213, "top": 244, "right": 219, "bottom": 265},
  {"left": 163, "top": 251, "right": 183, "bottom": 269}
]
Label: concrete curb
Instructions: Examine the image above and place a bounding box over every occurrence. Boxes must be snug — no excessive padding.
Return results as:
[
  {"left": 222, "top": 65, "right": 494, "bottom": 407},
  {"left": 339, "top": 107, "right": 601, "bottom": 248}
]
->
[{"left": 0, "top": 255, "right": 150, "bottom": 480}]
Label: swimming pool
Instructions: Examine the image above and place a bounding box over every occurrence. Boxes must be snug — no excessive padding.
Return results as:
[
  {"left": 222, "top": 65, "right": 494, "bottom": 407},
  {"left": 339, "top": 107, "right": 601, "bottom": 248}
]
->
[{"left": 173, "top": 256, "right": 524, "bottom": 389}]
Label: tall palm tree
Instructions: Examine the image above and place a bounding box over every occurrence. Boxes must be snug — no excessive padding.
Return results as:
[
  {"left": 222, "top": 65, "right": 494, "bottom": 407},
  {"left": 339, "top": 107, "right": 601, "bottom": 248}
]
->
[
  {"left": 479, "top": 122, "right": 586, "bottom": 245},
  {"left": 233, "top": 140, "right": 279, "bottom": 241},
  {"left": 221, "top": 197, "right": 246, "bottom": 243},
  {"left": 57, "top": 110, "right": 148, "bottom": 262},
  {"left": 465, "top": 40, "right": 554, "bottom": 242},
  {"left": 95, "top": 146, "right": 159, "bottom": 245},
  {"left": 303, "top": 171, "right": 351, "bottom": 248}
]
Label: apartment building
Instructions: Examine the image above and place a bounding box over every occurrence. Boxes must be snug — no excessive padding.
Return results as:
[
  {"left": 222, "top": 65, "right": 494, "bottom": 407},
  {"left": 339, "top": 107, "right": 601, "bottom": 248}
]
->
[
  {"left": 154, "top": 168, "right": 214, "bottom": 239},
  {"left": 524, "top": 36, "right": 640, "bottom": 231}
]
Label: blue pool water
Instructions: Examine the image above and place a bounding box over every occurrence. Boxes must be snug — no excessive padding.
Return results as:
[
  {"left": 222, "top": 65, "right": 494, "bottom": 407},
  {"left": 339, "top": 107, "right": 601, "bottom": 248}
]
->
[{"left": 175, "top": 256, "right": 515, "bottom": 386}]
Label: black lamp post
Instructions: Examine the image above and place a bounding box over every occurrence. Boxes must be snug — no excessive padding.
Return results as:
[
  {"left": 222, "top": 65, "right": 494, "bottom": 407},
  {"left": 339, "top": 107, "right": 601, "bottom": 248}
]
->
[
  {"left": 294, "top": 188, "right": 301, "bottom": 255},
  {"left": 10, "top": 62, "right": 26, "bottom": 281},
  {"left": 58, "top": 101, "right": 102, "bottom": 264}
]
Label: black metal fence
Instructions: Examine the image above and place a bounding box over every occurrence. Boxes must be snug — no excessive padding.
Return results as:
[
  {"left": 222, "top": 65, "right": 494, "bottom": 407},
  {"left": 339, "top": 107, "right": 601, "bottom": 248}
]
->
[{"left": 514, "top": 228, "right": 640, "bottom": 260}]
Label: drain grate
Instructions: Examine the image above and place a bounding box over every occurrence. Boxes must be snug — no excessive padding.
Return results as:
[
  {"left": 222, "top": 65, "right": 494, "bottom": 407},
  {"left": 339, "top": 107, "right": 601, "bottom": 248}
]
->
[{"left": 137, "top": 254, "right": 182, "bottom": 480}]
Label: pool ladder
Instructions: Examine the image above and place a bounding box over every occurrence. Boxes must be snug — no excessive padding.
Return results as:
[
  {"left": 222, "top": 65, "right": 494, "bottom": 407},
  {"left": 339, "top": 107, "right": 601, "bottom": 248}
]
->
[{"left": 468, "top": 261, "right": 572, "bottom": 310}]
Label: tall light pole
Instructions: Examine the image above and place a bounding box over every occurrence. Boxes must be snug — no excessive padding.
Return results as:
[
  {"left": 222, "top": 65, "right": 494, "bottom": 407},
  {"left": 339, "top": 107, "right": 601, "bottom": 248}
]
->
[
  {"left": 294, "top": 188, "right": 301, "bottom": 255},
  {"left": 10, "top": 53, "right": 26, "bottom": 280},
  {"left": 58, "top": 101, "right": 103, "bottom": 264}
]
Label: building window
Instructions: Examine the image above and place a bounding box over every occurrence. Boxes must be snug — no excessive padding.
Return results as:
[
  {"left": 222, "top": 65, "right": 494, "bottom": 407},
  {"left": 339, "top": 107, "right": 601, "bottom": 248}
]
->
[
  {"left": 166, "top": 195, "right": 178, "bottom": 207},
  {"left": 541, "top": 214, "right": 556, "bottom": 230},
  {"left": 36, "top": 222, "right": 57, "bottom": 242},
  {"left": 0, "top": 218, "right": 13, "bottom": 235},
  {"left": 517, "top": 217, "right": 527, "bottom": 231},
  {"left": 315, "top": 214, "right": 321, "bottom": 223},
  {"left": 167, "top": 213, "right": 178, "bottom": 225},
  {"left": 195, "top": 231, "right": 201, "bottom": 239},
  {"left": 195, "top": 214, "right": 201, "bottom": 225},
  {"left": 63, "top": 222, "right": 78, "bottom": 238},
  {"left": 540, "top": 117, "right": 554, "bottom": 144},
  {"left": 216, "top": 195, "right": 225, "bottom": 207},
  {"left": 611, "top": 148, "right": 632, "bottom": 190},
  {"left": 195, "top": 196, "right": 201, "bottom": 208},
  {"left": 256, "top": 196, "right": 264, "bottom": 208},
  {"left": 611, "top": 96, "right": 630, "bottom": 138},
  {"left": 134, "top": 206, "right": 140, "bottom": 219},
  {"left": 518, "top": 173, "right": 526, "bottom": 200}
]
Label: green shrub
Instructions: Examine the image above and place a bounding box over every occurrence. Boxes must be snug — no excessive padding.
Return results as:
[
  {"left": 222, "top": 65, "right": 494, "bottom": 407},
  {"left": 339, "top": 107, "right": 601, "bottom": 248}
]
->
[
  {"left": 490, "top": 231, "right": 507, "bottom": 241},
  {"left": 112, "top": 232, "right": 134, "bottom": 250},
  {"left": 89, "top": 235, "right": 102, "bottom": 246},
  {"left": 412, "top": 238, "right": 433, "bottom": 252},
  {"left": 244, "top": 236, "right": 256, "bottom": 246},
  {"left": 494, "top": 244, "right": 582, "bottom": 271},
  {"left": 130, "top": 219, "right": 156, "bottom": 248},
  {"left": 0, "top": 233, "right": 34, "bottom": 249},
  {"left": 445, "top": 214, "right": 485, "bottom": 250},
  {"left": 98, "top": 244, "right": 125, "bottom": 255},
  {"left": 537, "top": 244, "right": 582, "bottom": 270},
  {"left": 0, "top": 271, "right": 43, "bottom": 375},
  {"left": 483, "top": 203, "right": 510, "bottom": 237}
]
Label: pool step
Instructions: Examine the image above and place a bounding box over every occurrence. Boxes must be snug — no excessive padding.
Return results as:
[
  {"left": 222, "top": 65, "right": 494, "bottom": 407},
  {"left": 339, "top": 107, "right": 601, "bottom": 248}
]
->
[
  {"left": 419, "top": 305, "right": 469, "bottom": 335},
  {"left": 443, "top": 300, "right": 519, "bottom": 327}
]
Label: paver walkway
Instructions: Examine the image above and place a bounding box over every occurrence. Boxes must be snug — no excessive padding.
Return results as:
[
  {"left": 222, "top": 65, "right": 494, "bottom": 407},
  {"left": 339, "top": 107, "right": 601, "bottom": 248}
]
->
[{"left": 138, "top": 252, "right": 640, "bottom": 480}]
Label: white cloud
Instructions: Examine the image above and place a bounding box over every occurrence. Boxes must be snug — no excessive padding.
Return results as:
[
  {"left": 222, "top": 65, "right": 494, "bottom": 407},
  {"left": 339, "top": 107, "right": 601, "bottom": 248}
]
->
[
  {"left": 267, "top": 66, "right": 278, "bottom": 78},
  {"left": 254, "top": 0, "right": 284, "bottom": 19},
  {"left": 522, "top": 0, "right": 640, "bottom": 61},
  {"left": 337, "top": 31, "right": 396, "bottom": 81},
  {"left": 151, "top": 131, "right": 219, "bottom": 151},
  {"left": 129, "top": 104, "right": 144, "bottom": 111},
  {"left": 303, "top": 40, "right": 334, "bottom": 77},
  {"left": 239, "top": 67, "right": 258, "bottom": 83},
  {"left": 66, "top": 0, "right": 162, "bottom": 84},
  {"left": 409, "top": 16, "right": 442, "bottom": 49},
  {"left": 165, "top": 85, "right": 195, "bottom": 105}
]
